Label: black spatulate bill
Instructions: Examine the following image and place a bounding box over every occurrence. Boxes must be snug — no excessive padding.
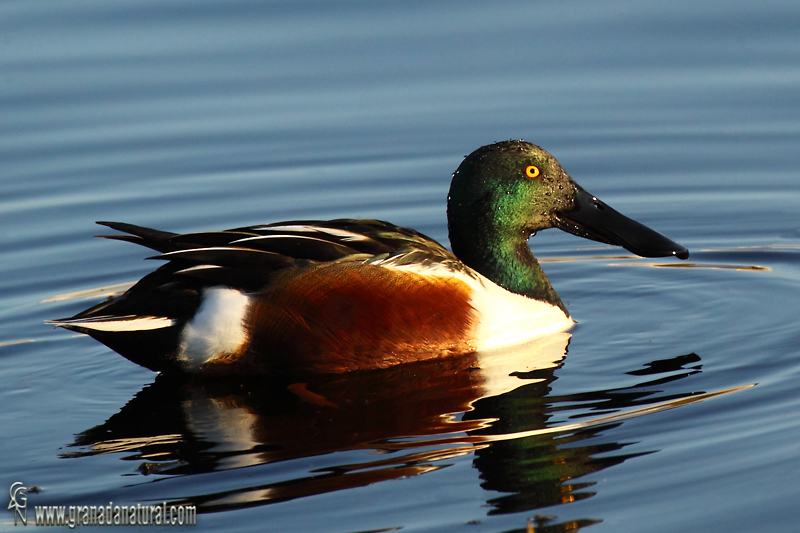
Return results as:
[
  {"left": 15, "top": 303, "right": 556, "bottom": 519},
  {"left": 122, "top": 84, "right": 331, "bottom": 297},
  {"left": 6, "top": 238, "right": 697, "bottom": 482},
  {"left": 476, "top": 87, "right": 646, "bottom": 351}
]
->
[{"left": 554, "top": 184, "right": 689, "bottom": 260}]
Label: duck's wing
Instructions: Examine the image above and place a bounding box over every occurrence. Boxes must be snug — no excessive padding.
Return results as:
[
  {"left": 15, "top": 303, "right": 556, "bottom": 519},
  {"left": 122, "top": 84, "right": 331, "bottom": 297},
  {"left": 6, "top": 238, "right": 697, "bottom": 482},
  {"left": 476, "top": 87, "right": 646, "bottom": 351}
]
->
[{"left": 95, "top": 219, "right": 456, "bottom": 293}]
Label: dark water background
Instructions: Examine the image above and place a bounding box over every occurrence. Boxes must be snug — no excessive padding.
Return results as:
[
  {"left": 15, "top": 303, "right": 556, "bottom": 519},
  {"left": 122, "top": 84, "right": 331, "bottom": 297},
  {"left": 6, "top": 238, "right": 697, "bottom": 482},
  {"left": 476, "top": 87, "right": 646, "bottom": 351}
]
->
[{"left": 2, "top": 1, "right": 800, "bottom": 531}]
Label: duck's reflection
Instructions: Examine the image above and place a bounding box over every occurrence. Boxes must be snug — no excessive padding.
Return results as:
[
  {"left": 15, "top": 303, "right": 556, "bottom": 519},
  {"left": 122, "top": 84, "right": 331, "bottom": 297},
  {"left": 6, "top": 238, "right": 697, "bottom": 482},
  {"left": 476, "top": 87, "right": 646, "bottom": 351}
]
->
[
  {"left": 63, "top": 334, "right": 705, "bottom": 523},
  {"left": 465, "top": 352, "right": 703, "bottom": 516}
]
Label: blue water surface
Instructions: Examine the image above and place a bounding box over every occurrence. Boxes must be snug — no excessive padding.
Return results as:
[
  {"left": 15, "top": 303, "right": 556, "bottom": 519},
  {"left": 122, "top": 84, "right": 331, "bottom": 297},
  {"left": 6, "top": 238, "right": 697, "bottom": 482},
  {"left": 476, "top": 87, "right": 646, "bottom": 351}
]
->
[{"left": 1, "top": 1, "right": 799, "bottom": 532}]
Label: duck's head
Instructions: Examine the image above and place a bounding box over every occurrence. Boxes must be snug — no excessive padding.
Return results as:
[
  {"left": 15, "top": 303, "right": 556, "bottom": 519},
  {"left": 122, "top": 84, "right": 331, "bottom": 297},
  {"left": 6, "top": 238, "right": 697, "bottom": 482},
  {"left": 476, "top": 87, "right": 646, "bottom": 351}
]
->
[{"left": 447, "top": 140, "right": 688, "bottom": 303}]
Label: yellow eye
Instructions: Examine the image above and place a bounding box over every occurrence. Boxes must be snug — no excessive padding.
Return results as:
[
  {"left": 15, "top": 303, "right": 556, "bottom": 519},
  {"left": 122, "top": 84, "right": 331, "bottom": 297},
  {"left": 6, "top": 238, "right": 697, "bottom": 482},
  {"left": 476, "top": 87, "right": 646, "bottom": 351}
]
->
[{"left": 525, "top": 165, "right": 540, "bottom": 178}]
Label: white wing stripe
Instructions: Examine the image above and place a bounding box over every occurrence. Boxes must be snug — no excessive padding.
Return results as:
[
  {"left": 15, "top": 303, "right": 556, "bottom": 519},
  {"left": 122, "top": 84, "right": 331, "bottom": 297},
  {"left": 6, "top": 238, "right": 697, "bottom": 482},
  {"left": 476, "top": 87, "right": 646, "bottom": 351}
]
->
[
  {"left": 231, "top": 234, "right": 340, "bottom": 244},
  {"left": 48, "top": 316, "right": 175, "bottom": 332},
  {"left": 248, "top": 225, "right": 369, "bottom": 242}
]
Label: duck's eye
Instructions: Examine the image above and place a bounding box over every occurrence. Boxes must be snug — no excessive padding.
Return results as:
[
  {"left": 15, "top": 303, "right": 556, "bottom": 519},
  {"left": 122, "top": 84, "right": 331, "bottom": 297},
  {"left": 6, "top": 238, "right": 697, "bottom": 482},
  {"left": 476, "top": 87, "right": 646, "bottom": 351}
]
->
[{"left": 525, "top": 165, "right": 540, "bottom": 178}]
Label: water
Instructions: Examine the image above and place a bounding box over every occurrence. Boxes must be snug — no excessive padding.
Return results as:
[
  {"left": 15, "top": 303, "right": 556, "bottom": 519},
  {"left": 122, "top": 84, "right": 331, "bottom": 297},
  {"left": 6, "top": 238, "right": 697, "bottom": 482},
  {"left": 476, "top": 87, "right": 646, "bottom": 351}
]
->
[{"left": 2, "top": 1, "right": 800, "bottom": 531}]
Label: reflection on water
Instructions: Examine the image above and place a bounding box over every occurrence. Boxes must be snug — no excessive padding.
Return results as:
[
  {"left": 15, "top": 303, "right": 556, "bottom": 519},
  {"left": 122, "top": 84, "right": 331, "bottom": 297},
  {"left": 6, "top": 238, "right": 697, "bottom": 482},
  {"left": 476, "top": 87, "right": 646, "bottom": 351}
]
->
[{"left": 62, "top": 341, "right": 735, "bottom": 526}]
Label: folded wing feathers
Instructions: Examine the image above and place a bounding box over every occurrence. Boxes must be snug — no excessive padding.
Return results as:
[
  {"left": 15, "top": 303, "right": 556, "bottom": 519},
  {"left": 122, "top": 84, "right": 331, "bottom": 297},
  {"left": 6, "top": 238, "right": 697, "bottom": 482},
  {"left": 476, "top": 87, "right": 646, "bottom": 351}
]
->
[
  {"left": 96, "top": 221, "right": 179, "bottom": 253},
  {"left": 151, "top": 247, "right": 296, "bottom": 269},
  {"left": 95, "top": 219, "right": 458, "bottom": 286},
  {"left": 167, "top": 231, "right": 261, "bottom": 249},
  {"left": 171, "top": 265, "right": 277, "bottom": 290},
  {"left": 231, "top": 234, "right": 362, "bottom": 261}
]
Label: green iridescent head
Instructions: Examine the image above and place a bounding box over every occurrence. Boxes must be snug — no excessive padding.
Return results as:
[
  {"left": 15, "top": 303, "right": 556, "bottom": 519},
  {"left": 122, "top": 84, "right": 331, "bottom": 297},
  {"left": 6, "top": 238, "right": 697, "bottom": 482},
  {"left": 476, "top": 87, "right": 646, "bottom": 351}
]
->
[
  {"left": 447, "top": 140, "right": 687, "bottom": 306},
  {"left": 447, "top": 141, "right": 577, "bottom": 240}
]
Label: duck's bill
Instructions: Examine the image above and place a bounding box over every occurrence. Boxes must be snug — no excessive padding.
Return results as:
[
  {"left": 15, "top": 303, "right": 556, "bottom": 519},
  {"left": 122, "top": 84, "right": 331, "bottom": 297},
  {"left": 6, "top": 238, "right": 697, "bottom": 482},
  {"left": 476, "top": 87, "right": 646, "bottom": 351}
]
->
[{"left": 553, "top": 184, "right": 689, "bottom": 260}]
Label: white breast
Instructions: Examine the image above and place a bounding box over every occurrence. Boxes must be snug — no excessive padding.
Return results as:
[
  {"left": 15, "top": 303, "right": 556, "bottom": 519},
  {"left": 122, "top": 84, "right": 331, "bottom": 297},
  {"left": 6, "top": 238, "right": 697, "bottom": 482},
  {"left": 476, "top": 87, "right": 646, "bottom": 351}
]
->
[{"left": 467, "top": 272, "right": 574, "bottom": 351}]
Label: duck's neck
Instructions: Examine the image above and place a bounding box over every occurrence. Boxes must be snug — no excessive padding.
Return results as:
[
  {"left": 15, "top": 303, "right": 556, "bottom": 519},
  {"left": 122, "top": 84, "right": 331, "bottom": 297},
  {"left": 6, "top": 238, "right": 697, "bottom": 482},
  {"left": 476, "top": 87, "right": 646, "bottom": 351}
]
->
[{"left": 449, "top": 224, "right": 567, "bottom": 314}]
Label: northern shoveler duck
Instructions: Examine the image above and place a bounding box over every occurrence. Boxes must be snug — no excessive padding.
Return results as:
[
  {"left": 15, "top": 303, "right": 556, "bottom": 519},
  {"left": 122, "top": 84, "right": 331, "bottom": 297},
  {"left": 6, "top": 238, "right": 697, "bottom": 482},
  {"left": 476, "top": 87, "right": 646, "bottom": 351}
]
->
[{"left": 50, "top": 141, "right": 688, "bottom": 375}]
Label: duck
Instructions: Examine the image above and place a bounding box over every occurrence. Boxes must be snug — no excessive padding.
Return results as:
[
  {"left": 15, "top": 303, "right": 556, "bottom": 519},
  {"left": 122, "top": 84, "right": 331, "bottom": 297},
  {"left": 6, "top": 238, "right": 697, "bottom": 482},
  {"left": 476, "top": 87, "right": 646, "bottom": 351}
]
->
[{"left": 49, "top": 140, "right": 688, "bottom": 375}]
